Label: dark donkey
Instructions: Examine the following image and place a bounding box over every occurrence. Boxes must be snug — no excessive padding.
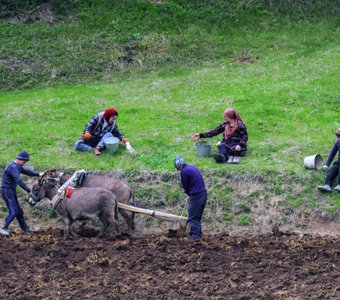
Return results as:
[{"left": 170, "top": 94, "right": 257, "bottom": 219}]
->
[
  {"left": 29, "top": 176, "right": 120, "bottom": 236},
  {"left": 29, "top": 170, "right": 135, "bottom": 233}
]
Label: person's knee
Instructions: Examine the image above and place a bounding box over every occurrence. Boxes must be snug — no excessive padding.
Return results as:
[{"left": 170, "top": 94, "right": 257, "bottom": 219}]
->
[
  {"left": 74, "top": 141, "right": 81, "bottom": 151},
  {"left": 8, "top": 210, "right": 17, "bottom": 219},
  {"left": 74, "top": 141, "right": 91, "bottom": 152}
]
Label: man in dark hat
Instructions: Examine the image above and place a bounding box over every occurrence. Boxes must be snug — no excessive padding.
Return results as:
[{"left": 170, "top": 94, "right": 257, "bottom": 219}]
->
[
  {"left": 318, "top": 128, "right": 340, "bottom": 193},
  {"left": 174, "top": 156, "right": 207, "bottom": 240},
  {"left": 74, "top": 108, "right": 133, "bottom": 156},
  {"left": 0, "top": 151, "right": 42, "bottom": 236}
]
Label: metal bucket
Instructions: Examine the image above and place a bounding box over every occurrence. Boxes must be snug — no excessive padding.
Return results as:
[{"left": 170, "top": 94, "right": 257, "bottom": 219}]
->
[
  {"left": 104, "top": 137, "right": 119, "bottom": 154},
  {"left": 196, "top": 141, "right": 211, "bottom": 157},
  {"left": 304, "top": 154, "right": 323, "bottom": 170}
]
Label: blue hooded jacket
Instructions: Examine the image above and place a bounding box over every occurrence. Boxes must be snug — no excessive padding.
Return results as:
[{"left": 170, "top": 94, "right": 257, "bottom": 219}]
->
[
  {"left": 1, "top": 161, "right": 39, "bottom": 193},
  {"left": 326, "top": 141, "right": 340, "bottom": 166}
]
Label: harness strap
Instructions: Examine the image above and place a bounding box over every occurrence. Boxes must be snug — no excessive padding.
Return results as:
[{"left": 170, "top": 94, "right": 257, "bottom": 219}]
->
[
  {"left": 51, "top": 169, "right": 86, "bottom": 209},
  {"left": 52, "top": 191, "right": 65, "bottom": 209}
]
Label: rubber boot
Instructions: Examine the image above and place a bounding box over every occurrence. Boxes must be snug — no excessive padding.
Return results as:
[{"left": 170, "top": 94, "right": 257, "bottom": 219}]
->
[
  {"left": 232, "top": 156, "right": 241, "bottom": 164},
  {"left": 317, "top": 184, "right": 331, "bottom": 193},
  {"left": 24, "top": 227, "right": 33, "bottom": 234},
  {"left": 0, "top": 228, "right": 9, "bottom": 236}
]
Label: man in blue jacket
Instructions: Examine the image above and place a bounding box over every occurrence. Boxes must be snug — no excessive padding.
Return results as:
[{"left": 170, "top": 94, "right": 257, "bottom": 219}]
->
[
  {"left": 0, "top": 151, "right": 41, "bottom": 235},
  {"left": 174, "top": 156, "right": 207, "bottom": 240},
  {"left": 318, "top": 129, "right": 340, "bottom": 193}
]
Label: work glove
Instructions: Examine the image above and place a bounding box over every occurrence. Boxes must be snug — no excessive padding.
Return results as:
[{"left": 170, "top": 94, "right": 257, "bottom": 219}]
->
[
  {"left": 82, "top": 132, "right": 92, "bottom": 140},
  {"left": 122, "top": 137, "right": 129, "bottom": 143}
]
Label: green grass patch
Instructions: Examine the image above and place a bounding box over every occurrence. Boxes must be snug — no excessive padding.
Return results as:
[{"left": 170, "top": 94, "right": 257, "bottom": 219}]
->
[{"left": 0, "top": 1, "right": 339, "bottom": 226}]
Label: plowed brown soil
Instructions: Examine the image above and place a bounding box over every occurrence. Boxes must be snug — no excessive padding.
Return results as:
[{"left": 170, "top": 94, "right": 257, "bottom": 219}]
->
[{"left": 1, "top": 230, "right": 339, "bottom": 299}]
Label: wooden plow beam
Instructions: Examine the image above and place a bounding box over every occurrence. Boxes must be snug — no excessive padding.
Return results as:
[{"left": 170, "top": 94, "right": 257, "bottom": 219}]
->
[{"left": 118, "top": 203, "right": 188, "bottom": 223}]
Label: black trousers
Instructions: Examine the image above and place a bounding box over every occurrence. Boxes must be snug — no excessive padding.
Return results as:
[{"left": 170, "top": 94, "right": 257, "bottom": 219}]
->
[
  {"left": 325, "top": 160, "right": 340, "bottom": 185},
  {"left": 218, "top": 143, "right": 242, "bottom": 160}
]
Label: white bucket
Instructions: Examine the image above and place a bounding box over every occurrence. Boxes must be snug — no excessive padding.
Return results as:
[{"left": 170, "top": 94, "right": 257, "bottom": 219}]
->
[
  {"left": 304, "top": 154, "right": 323, "bottom": 170},
  {"left": 104, "top": 137, "right": 119, "bottom": 154}
]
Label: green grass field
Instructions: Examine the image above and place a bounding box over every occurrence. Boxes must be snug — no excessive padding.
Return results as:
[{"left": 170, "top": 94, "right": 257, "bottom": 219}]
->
[
  {"left": 0, "top": 26, "right": 338, "bottom": 173},
  {"left": 0, "top": 1, "right": 339, "bottom": 218}
]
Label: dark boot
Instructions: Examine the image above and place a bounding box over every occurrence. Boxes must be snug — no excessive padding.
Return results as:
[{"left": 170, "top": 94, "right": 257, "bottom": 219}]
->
[{"left": 214, "top": 154, "right": 226, "bottom": 163}]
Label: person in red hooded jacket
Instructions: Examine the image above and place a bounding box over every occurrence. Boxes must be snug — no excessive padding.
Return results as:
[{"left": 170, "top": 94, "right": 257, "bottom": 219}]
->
[
  {"left": 192, "top": 108, "right": 248, "bottom": 163},
  {"left": 74, "top": 108, "right": 130, "bottom": 156}
]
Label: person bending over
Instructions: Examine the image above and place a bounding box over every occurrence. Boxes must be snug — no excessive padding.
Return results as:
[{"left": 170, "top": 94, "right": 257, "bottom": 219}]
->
[{"left": 174, "top": 156, "right": 207, "bottom": 240}]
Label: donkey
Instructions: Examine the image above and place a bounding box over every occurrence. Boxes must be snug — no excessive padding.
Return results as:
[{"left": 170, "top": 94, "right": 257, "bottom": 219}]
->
[
  {"left": 29, "top": 170, "right": 135, "bottom": 233},
  {"left": 29, "top": 178, "right": 120, "bottom": 236}
]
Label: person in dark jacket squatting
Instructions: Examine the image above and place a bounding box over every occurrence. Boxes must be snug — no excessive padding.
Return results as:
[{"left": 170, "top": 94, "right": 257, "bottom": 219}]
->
[
  {"left": 192, "top": 108, "right": 248, "bottom": 164},
  {"left": 0, "top": 151, "right": 42, "bottom": 236},
  {"left": 174, "top": 156, "right": 207, "bottom": 240},
  {"left": 318, "top": 128, "right": 340, "bottom": 193},
  {"left": 74, "top": 108, "right": 133, "bottom": 156}
]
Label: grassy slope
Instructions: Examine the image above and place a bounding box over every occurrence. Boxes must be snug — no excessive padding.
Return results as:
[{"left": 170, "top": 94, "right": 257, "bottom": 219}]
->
[
  {"left": 0, "top": 1, "right": 339, "bottom": 223},
  {"left": 0, "top": 23, "right": 338, "bottom": 172}
]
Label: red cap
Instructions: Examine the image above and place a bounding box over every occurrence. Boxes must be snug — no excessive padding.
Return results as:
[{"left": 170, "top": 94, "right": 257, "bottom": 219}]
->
[{"left": 103, "top": 108, "right": 118, "bottom": 122}]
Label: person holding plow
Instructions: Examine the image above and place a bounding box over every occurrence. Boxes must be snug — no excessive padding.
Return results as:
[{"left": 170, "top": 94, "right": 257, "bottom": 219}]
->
[{"left": 174, "top": 156, "right": 207, "bottom": 240}]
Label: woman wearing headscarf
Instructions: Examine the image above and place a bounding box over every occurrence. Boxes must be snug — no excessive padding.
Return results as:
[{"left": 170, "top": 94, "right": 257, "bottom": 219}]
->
[
  {"left": 192, "top": 108, "right": 248, "bottom": 163},
  {"left": 74, "top": 108, "right": 132, "bottom": 156}
]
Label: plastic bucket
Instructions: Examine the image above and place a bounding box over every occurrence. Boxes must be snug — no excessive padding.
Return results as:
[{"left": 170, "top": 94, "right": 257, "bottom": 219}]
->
[
  {"left": 304, "top": 154, "right": 323, "bottom": 170},
  {"left": 196, "top": 141, "right": 211, "bottom": 157},
  {"left": 104, "top": 137, "right": 119, "bottom": 154}
]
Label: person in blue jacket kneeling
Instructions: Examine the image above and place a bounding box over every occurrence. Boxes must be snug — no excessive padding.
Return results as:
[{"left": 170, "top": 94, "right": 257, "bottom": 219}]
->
[{"left": 174, "top": 156, "right": 207, "bottom": 240}]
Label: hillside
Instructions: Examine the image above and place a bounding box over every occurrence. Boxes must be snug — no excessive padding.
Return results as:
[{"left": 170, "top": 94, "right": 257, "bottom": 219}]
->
[
  {"left": 0, "top": 0, "right": 339, "bottom": 90},
  {"left": 0, "top": 0, "right": 339, "bottom": 234}
]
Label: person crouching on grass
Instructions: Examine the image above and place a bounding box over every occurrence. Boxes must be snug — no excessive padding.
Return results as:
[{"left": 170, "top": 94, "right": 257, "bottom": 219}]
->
[
  {"left": 0, "top": 151, "right": 42, "bottom": 236},
  {"left": 318, "top": 128, "right": 340, "bottom": 193},
  {"left": 192, "top": 108, "right": 248, "bottom": 164},
  {"left": 174, "top": 156, "right": 207, "bottom": 240},
  {"left": 74, "top": 108, "right": 132, "bottom": 156}
]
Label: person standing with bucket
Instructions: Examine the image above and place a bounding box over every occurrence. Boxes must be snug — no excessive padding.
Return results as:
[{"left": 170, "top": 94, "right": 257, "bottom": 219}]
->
[
  {"left": 74, "top": 108, "right": 133, "bottom": 156},
  {"left": 0, "top": 151, "right": 42, "bottom": 236},
  {"left": 174, "top": 156, "right": 207, "bottom": 240},
  {"left": 192, "top": 108, "right": 248, "bottom": 164},
  {"left": 318, "top": 128, "right": 340, "bottom": 193}
]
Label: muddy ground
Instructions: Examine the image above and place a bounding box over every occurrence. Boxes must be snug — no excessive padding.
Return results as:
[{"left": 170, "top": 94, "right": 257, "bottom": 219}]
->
[{"left": 1, "top": 228, "right": 339, "bottom": 299}]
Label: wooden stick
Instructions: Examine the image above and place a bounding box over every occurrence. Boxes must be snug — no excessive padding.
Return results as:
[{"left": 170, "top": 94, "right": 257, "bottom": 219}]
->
[
  {"left": 118, "top": 203, "right": 188, "bottom": 222},
  {"left": 153, "top": 180, "right": 178, "bottom": 187}
]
